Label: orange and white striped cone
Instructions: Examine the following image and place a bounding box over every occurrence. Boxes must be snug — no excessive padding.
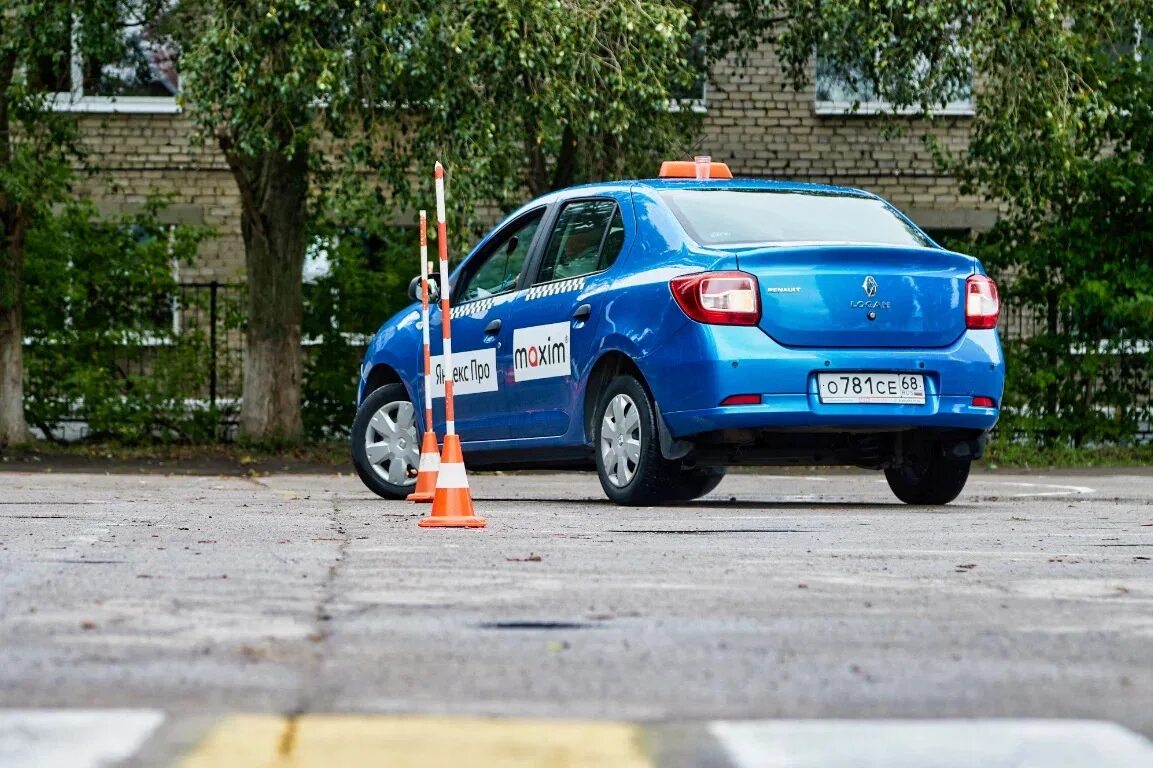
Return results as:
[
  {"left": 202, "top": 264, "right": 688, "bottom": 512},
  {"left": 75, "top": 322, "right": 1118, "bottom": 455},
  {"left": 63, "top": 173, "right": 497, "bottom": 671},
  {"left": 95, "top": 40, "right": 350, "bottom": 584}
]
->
[
  {"left": 406, "top": 430, "right": 439, "bottom": 502},
  {"left": 418, "top": 433, "right": 486, "bottom": 528}
]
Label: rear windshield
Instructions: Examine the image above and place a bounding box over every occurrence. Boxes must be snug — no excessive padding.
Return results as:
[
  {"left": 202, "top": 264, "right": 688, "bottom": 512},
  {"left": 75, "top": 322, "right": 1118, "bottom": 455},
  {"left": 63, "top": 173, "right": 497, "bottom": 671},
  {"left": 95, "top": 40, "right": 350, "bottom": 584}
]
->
[{"left": 659, "top": 189, "right": 933, "bottom": 248}]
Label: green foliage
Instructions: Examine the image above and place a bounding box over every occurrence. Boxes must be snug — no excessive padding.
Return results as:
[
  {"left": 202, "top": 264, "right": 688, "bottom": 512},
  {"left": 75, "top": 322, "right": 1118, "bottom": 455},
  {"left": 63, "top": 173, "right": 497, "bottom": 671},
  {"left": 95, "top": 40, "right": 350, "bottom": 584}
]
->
[
  {"left": 777, "top": 1, "right": 1153, "bottom": 445},
  {"left": 301, "top": 191, "right": 417, "bottom": 439},
  {"left": 177, "top": 0, "right": 751, "bottom": 441},
  {"left": 23, "top": 202, "right": 214, "bottom": 443},
  {"left": 387, "top": 0, "right": 702, "bottom": 218}
]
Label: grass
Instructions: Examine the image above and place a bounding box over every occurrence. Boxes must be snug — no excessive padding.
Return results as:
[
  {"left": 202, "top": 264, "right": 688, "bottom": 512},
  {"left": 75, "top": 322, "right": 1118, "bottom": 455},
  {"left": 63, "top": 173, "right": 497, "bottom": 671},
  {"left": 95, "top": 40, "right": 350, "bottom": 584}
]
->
[
  {"left": 0, "top": 440, "right": 352, "bottom": 474},
  {"left": 982, "top": 440, "right": 1153, "bottom": 469}
]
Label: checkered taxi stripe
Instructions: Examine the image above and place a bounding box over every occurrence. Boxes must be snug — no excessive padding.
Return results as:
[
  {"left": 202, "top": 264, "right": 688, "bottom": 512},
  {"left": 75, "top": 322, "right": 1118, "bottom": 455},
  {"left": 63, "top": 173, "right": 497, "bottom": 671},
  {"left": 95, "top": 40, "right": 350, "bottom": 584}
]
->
[
  {"left": 448, "top": 278, "right": 586, "bottom": 318},
  {"left": 449, "top": 298, "right": 496, "bottom": 319},
  {"left": 525, "top": 276, "right": 586, "bottom": 301}
]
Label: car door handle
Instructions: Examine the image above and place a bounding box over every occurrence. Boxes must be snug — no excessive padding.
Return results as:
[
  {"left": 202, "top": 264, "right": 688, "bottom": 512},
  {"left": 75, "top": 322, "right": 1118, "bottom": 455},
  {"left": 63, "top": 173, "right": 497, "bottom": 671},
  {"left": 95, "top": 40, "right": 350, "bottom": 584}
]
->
[
  {"left": 572, "top": 304, "right": 592, "bottom": 322},
  {"left": 484, "top": 318, "right": 502, "bottom": 335}
]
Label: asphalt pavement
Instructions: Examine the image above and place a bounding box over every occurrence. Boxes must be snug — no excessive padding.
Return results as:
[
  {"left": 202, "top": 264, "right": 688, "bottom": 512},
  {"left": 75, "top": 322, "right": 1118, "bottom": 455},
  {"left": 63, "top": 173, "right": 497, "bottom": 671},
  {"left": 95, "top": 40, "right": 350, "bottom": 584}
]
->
[{"left": 0, "top": 467, "right": 1151, "bottom": 766}]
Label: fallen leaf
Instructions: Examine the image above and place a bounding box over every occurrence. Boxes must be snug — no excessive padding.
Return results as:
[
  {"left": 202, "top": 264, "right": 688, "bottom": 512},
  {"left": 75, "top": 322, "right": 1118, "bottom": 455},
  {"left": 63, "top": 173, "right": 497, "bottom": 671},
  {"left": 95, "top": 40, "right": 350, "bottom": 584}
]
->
[
  {"left": 506, "top": 553, "right": 543, "bottom": 562},
  {"left": 80, "top": 621, "right": 97, "bottom": 630},
  {"left": 238, "top": 644, "right": 265, "bottom": 660}
]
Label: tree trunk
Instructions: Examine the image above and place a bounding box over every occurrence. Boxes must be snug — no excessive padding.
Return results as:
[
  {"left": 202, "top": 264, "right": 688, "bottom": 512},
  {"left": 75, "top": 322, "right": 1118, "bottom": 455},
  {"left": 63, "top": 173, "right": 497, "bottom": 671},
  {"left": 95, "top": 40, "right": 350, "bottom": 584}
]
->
[
  {"left": 0, "top": 210, "right": 29, "bottom": 448},
  {"left": 223, "top": 141, "right": 310, "bottom": 443},
  {"left": 0, "top": 51, "right": 29, "bottom": 447}
]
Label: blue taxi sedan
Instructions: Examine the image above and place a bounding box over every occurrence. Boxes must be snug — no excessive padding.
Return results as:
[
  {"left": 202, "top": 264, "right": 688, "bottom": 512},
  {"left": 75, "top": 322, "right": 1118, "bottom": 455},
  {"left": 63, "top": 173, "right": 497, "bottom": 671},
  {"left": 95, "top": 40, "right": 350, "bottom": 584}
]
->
[{"left": 351, "top": 162, "right": 1004, "bottom": 505}]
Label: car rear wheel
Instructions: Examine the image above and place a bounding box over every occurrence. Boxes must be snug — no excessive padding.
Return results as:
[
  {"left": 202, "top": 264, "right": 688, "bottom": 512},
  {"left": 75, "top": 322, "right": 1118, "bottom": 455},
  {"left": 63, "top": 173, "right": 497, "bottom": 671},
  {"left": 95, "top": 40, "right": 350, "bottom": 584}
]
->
[
  {"left": 594, "top": 375, "right": 683, "bottom": 505},
  {"left": 666, "top": 468, "right": 726, "bottom": 502},
  {"left": 351, "top": 384, "right": 421, "bottom": 500},
  {"left": 884, "top": 449, "right": 970, "bottom": 505}
]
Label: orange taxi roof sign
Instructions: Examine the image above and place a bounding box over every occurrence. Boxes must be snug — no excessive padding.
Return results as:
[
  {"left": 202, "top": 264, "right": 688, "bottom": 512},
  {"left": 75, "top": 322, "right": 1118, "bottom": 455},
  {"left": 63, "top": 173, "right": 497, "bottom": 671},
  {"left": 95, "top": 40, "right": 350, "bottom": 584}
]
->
[{"left": 658, "top": 160, "right": 733, "bottom": 180}]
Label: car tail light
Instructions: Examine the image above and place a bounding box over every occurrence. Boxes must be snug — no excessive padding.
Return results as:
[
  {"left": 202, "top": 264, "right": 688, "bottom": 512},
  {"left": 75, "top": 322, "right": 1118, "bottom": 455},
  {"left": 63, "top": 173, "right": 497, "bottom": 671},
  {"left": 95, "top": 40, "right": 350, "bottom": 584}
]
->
[
  {"left": 670, "top": 271, "right": 760, "bottom": 326},
  {"left": 965, "top": 275, "right": 1000, "bottom": 329},
  {"left": 972, "top": 396, "right": 996, "bottom": 408}
]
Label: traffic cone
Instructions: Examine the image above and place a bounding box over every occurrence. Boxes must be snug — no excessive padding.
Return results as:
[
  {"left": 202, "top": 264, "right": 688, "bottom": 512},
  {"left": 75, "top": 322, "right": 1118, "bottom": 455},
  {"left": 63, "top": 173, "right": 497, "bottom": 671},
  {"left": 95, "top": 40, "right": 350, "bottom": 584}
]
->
[
  {"left": 418, "top": 434, "right": 486, "bottom": 528},
  {"left": 406, "top": 430, "right": 440, "bottom": 502}
]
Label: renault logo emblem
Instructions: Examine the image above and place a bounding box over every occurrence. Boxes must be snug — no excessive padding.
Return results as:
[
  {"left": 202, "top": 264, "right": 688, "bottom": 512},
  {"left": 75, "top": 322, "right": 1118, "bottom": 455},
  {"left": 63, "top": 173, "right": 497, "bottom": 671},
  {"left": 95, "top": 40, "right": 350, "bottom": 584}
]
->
[{"left": 862, "top": 276, "right": 878, "bottom": 297}]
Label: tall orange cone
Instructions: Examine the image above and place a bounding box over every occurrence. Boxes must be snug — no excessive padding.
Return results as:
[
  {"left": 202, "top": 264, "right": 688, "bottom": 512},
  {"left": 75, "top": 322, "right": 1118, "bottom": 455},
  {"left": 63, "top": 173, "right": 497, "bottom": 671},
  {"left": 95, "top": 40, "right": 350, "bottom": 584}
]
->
[
  {"left": 419, "top": 162, "right": 486, "bottom": 529},
  {"left": 419, "top": 433, "right": 485, "bottom": 528},
  {"left": 408, "top": 210, "right": 438, "bottom": 503}
]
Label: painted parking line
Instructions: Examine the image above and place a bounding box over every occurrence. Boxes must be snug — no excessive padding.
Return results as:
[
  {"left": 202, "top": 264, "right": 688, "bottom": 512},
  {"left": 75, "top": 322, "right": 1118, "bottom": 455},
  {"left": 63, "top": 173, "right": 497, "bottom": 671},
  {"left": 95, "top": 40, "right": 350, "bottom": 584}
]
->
[
  {"left": 968, "top": 479, "right": 1097, "bottom": 498},
  {"left": 0, "top": 709, "right": 163, "bottom": 768},
  {"left": 1000, "top": 481, "right": 1096, "bottom": 498},
  {"left": 181, "top": 715, "right": 652, "bottom": 768},
  {"left": 709, "top": 719, "right": 1153, "bottom": 768}
]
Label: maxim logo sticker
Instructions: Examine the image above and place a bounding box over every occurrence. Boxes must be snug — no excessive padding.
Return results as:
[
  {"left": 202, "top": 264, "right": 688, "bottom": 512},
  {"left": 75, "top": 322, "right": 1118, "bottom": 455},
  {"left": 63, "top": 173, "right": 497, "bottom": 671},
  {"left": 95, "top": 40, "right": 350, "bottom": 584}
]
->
[
  {"left": 513, "top": 322, "right": 571, "bottom": 382},
  {"left": 430, "top": 348, "right": 498, "bottom": 398}
]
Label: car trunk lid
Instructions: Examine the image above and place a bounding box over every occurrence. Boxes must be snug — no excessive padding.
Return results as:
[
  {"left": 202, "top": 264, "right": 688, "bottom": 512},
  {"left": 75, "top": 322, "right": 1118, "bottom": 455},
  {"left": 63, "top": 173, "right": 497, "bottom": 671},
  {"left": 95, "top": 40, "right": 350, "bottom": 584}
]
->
[{"left": 735, "top": 244, "right": 975, "bottom": 349}]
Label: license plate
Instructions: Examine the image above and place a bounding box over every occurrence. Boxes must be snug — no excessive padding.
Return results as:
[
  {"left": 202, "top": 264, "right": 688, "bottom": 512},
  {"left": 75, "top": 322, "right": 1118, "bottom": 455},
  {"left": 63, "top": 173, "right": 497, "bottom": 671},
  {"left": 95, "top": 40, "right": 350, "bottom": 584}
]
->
[{"left": 817, "top": 373, "right": 926, "bottom": 405}]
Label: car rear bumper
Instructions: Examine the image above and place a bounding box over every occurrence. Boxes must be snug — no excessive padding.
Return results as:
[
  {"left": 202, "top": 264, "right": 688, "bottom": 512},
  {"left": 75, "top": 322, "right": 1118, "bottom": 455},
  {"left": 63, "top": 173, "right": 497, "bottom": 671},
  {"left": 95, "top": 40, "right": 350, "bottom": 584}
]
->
[
  {"left": 662, "top": 394, "right": 999, "bottom": 436},
  {"left": 643, "top": 326, "right": 1004, "bottom": 439}
]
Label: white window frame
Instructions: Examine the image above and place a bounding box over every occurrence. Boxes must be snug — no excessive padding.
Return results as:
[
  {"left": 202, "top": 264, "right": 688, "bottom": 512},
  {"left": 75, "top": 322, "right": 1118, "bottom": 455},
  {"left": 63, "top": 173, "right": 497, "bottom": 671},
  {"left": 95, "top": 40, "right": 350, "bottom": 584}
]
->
[
  {"left": 47, "top": 9, "right": 181, "bottom": 115},
  {"left": 668, "top": 80, "right": 709, "bottom": 114},
  {"left": 813, "top": 51, "right": 975, "bottom": 117}
]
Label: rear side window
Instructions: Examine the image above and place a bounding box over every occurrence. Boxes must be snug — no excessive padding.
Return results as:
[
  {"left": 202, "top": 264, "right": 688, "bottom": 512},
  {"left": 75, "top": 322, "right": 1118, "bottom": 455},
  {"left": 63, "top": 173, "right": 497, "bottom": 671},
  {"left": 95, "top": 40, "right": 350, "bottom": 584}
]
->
[
  {"left": 536, "top": 200, "right": 625, "bottom": 284},
  {"left": 660, "top": 189, "right": 932, "bottom": 248}
]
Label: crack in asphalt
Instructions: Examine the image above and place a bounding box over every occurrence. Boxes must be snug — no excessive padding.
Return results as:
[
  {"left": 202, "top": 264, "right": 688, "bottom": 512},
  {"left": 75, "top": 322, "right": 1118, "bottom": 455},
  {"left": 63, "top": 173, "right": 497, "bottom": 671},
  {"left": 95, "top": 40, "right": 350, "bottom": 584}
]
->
[{"left": 287, "top": 491, "right": 351, "bottom": 724}]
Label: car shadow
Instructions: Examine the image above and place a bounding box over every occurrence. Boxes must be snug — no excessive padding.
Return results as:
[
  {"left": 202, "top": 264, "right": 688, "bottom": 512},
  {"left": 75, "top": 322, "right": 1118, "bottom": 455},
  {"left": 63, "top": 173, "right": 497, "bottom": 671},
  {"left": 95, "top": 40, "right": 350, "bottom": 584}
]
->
[{"left": 471, "top": 497, "right": 965, "bottom": 511}]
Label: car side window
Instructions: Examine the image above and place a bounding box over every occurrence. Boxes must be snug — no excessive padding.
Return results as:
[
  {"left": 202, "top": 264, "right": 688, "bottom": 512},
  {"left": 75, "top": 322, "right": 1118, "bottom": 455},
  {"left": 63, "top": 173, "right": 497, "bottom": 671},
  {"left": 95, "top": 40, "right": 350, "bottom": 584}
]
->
[
  {"left": 536, "top": 200, "right": 624, "bottom": 285},
  {"left": 455, "top": 211, "right": 543, "bottom": 305}
]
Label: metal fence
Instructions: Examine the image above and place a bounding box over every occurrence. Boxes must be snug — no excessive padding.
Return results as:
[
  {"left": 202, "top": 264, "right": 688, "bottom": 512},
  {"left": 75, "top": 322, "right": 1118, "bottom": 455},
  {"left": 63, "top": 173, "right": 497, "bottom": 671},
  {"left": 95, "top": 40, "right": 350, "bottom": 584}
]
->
[
  {"left": 24, "top": 283, "right": 1151, "bottom": 443},
  {"left": 176, "top": 281, "right": 247, "bottom": 411},
  {"left": 997, "top": 296, "right": 1152, "bottom": 442}
]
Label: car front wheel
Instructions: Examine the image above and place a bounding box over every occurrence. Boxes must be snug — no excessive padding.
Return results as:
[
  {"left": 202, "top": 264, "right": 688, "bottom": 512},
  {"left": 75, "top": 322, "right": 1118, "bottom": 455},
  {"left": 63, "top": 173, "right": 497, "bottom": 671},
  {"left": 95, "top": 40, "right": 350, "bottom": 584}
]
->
[
  {"left": 594, "top": 375, "right": 683, "bottom": 506},
  {"left": 351, "top": 384, "right": 421, "bottom": 500},
  {"left": 884, "top": 449, "right": 971, "bottom": 505}
]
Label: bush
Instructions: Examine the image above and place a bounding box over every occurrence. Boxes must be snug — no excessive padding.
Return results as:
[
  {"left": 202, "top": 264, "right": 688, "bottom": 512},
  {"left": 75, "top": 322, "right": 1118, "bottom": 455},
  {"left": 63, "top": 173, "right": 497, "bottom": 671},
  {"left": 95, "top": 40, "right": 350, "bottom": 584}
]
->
[
  {"left": 974, "top": 213, "right": 1153, "bottom": 447},
  {"left": 23, "top": 201, "right": 213, "bottom": 443},
  {"left": 301, "top": 214, "right": 418, "bottom": 439}
]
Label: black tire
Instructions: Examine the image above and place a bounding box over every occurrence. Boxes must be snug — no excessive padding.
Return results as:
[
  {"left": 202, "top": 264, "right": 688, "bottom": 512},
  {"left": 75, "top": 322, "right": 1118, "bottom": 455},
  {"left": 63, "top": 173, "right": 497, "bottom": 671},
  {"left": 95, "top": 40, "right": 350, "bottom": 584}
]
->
[
  {"left": 884, "top": 449, "right": 971, "bottom": 505},
  {"left": 665, "top": 468, "right": 727, "bottom": 502},
  {"left": 593, "top": 375, "right": 682, "bottom": 505},
  {"left": 351, "top": 383, "right": 421, "bottom": 500}
]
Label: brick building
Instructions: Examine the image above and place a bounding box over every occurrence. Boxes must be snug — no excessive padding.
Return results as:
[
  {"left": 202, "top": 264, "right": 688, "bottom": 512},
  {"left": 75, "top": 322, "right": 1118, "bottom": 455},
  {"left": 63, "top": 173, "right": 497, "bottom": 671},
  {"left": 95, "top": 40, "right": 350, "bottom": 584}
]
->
[{"left": 68, "top": 40, "right": 997, "bottom": 283}]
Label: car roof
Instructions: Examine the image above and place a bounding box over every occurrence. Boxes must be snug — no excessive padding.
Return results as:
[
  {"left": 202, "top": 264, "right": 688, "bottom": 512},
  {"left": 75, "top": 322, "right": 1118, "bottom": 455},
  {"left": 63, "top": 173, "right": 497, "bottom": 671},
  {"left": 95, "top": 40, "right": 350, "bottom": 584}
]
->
[
  {"left": 522, "top": 177, "right": 877, "bottom": 206},
  {"left": 631, "top": 177, "right": 875, "bottom": 197}
]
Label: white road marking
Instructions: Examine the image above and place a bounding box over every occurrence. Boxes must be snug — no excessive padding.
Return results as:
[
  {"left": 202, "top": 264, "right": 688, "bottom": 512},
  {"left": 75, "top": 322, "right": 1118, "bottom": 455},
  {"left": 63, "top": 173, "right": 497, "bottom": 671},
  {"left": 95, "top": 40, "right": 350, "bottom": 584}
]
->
[
  {"left": 998, "top": 481, "right": 1096, "bottom": 497},
  {"left": 710, "top": 719, "right": 1153, "bottom": 768},
  {"left": 0, "top": 709, "right": 163, "bottom": 768}
]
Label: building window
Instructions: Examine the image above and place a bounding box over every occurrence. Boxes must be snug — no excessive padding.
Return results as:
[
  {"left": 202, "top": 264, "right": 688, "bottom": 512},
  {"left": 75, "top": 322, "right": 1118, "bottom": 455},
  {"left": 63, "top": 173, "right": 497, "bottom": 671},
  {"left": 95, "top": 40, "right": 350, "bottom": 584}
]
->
[
  {"left": 814, "top": 53, "right": 974, "bottom": 117},
  {"left": 41, "top": 2, "right": 182, "bottom": 114}
]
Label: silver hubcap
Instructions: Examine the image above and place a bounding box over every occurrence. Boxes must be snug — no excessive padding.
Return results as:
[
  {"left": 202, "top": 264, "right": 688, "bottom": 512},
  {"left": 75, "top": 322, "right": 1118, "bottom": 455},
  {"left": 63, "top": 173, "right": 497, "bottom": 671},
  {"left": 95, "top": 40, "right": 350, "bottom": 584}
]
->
[
  {"left": 600, "top": 394, "right": 641, "bottom": 487},
  {"left": 364, "top": 400, "right": 419, "bottom": 487}
]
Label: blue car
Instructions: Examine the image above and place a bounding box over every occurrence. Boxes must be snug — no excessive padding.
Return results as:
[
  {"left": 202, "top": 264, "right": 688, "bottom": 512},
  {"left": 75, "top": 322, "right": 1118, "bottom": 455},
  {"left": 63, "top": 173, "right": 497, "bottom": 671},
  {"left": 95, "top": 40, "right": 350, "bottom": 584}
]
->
[{"left": 351, "top": 163, "right": 1004, "bottom": 505}]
